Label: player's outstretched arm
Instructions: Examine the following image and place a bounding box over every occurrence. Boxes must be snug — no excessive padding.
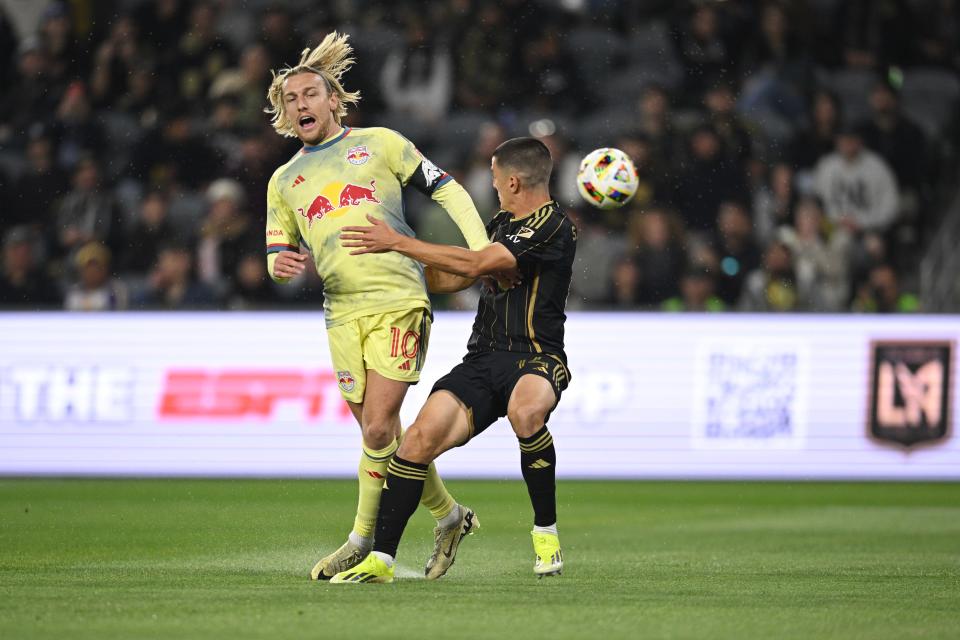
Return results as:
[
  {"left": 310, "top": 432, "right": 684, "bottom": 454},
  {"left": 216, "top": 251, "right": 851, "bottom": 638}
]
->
[
  {"left": 341, "top": 214, "right": 516, "bottom": 278},
  {"left": 424, "top": 266, "right": 475, "bottom": 293}
]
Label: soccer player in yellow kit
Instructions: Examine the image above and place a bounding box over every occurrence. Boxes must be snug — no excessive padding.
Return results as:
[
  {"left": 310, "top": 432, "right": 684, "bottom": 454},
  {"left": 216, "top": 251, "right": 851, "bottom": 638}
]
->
[{"left": 263, "top": 32, "right": 490, "bottom": 580}]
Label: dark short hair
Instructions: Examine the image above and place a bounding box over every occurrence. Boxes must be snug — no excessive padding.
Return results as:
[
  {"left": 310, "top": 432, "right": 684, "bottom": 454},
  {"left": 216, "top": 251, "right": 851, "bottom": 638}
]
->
[{"left": 492, "top": 137, "right": 553, "bottom": 187}]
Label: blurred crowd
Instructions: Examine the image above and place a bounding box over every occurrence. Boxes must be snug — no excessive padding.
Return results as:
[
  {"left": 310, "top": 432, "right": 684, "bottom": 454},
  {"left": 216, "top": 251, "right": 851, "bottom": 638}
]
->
[{"left": 0, "top": 0, "right": 958, "bottom": 312}]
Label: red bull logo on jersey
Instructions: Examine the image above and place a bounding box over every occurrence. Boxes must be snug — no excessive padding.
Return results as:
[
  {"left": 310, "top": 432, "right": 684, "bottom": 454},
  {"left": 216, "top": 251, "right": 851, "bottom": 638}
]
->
[
  {"left": 346, "top": 145, "right": 371, "bottom": 165},
  {"left": 298, "top": 180, "right": 382, "bottom": 228},
  {"left": 337, "top": 370, "right": 356, "bottom": 393}
]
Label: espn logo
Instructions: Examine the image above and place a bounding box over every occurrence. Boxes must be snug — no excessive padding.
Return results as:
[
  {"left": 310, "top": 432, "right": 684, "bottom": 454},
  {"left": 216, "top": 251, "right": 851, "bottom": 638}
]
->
[
  {"left": 159, "top": 369, "right": 352, "bottom": 421},
  {"left": 867, "top": 341, "right": 954, "bottom": 447}
]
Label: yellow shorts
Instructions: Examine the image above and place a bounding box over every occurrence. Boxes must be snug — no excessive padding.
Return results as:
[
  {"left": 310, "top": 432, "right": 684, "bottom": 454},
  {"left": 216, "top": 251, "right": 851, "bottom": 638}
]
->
[{"left": 327, "top": 307, "right": 432, "bottom": 404}]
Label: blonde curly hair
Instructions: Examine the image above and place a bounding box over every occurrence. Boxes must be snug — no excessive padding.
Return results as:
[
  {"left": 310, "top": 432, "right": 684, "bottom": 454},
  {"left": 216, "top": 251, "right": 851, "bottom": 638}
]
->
[{"left": 265, "top": 31, "right": 361, "bottom": 138}]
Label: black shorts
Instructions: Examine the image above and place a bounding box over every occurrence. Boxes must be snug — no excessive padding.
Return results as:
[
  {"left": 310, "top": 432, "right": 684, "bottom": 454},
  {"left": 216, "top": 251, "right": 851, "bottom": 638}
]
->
[{"left": 431, "top": 351, "right": 570, "bottom": 441}]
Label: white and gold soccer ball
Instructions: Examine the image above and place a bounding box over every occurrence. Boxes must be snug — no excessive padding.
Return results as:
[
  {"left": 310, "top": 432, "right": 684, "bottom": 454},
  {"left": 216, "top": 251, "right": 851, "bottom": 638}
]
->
[{"left": 575, "top": 147, "right": 639, "bottom": 210}]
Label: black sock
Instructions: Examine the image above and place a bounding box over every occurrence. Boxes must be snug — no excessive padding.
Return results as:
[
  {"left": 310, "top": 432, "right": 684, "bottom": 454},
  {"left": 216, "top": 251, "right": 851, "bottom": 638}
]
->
[
  {"left": 372, "top": 455, "right": 428, "bottom": 558},
  {"left": 518, "top": 426, "right": 557, "bottom": 527}
]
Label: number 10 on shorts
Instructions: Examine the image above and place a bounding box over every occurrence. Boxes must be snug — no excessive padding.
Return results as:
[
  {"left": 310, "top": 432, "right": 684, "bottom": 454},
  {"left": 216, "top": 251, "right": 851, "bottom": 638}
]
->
[{"left": 389, "top": 326, "right": 420, "bottom": 359}]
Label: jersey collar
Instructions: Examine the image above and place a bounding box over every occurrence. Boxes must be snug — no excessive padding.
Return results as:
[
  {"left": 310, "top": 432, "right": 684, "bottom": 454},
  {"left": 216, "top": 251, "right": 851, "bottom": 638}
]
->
[
  {"left": 301, "top": 126, "right": 352, "bottom": 153},
  {"left": 509, "top": 200, "right": 557, "bottom": 221}
]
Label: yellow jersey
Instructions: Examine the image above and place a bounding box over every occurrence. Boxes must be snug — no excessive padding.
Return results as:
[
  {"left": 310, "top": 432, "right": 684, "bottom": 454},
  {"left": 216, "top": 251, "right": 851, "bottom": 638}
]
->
[{"left": 266, "top": 126, "right": 489, "bottom": 327}]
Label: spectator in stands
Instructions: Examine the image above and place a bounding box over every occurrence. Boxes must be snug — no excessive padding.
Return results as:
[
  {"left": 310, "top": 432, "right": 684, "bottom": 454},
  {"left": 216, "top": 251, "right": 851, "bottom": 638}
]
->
[
  {"left": 7, "top": 133, "right": 68, "bottom": 236},
  {"left": 661, "top": 265, "right": 726, "bottom": 312},
  {"left": 89, "top": 14, "right": 148, "bottom": 110},
  {"left": 119, "top": 190, "right": 177, "bottom": 277},
  {"left": 778, "top": 196, "right": 852, "bottom": 312},
  {"left": 196, "top": 178, "right": 254, "bottom": 296},
  {"left": 0, "top": 226, "right": 60, "bottom": 308},
  {"left": 789, "top": 89, "right": 842, "bottom": 171},
  {"left": 209, "top": 42, "right": 272, "bottom": 131},
  {"left": 51, "top": 81, "right": 106, "bottom": 172},
  {"left": 752, "top": 162, "right": 796, "bottom": 246},
  {"left": 615, "top": 132, "right": 668, "bottom": 212},
  {"left": 739, "top": 240, "right": 804, "bottom": 312},
  {"left": 64, "top": 241, "right": 128, "bottom": 311},
  {"left": 132, "top": 105, "right": 221, "bottom": 190},
  {"left": 673, "top": 125, "right": 750, "bottom": 236},
  {"left": 711, "top": 200, "right": 762, "bottom": 306},
  {"left": 702, "top": 80, "right": 754, "bottom": 167},
  {"left": 813, "top": 127, "right": 900, "bottom": 236},
  {"left": 626, "top": 206, "right": 686, "bottom": 306},
  {"left": 460, "top": 122, "right": 506, "bottom": 214},
  {"left": 454, "top": 2, "right": 513, "bottom": 110},
  {"left": 858, "top": 81, "right": 930, "bottom": 209},
  {"left": 607, "top": 253, "right": 642, "bottom": 308},
  {"left": 174, "top": 2, "right": 234, "bottom": 104},
  {"left": 136, "top": 243, "right": 217, "bottom": 310},
  {"left": 635, "top": 84, "right": 680, "bottom": 170},
  {"left": 566, "top": 206, "right": 627, "bottom": 309},
  {"left": 738, "top": 1, "right": 813, "bottom": 122},
  {"left": 851, "top": 263, "right": 920, "bottom": 313},
  {"left": 53, "top": 156, "right": 124, "bottom": 261},
  {"left": 1, "top": 38, "right": 58, "bottom": 138},
  {"left": 380, "top": 15, "right": 453, "bottom": 125},
  {"left": 257, "top": 5, "right": 302, "bottom": 71},
  {"left": 225, "top": 252, "right": 281, "bottom": 310},
  {"left": 835, "top": 0, "right": 914, "bottom": 70},
  {"left": 38, "top": 2, "right": 83, "bottom": 91},
  {"left": 519, "top": 26, "right": 583, "bottom": 115},
  {"left": 134, "top": 0, "right": 189, "bottom": 58},
  {"left": 674, "top": 3, "right": 732, "bottom": 105}
]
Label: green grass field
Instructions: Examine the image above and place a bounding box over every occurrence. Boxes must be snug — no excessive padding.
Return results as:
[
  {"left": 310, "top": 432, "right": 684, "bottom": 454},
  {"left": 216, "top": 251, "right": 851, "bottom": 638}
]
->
[{"left": 1, "top": 479, "right": 958, "bottom": 639}]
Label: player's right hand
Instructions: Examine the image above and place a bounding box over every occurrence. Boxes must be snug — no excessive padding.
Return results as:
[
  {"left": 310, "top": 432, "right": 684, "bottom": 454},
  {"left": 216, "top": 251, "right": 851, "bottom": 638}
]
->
[{"left": 273, "top": 250, "right": 307, "bottom": 278}]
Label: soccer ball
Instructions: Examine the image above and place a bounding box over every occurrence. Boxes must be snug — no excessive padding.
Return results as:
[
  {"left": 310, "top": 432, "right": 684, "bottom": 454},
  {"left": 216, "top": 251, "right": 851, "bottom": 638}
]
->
[{"left": 575, "top": 147, "right": 639, "bottom": 210}]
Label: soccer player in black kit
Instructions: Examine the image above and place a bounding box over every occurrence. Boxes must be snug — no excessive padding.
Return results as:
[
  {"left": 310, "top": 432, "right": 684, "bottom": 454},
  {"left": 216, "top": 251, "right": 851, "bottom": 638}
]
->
[{"left": 333, "top": 137, "right": 576, "bottom": 583}]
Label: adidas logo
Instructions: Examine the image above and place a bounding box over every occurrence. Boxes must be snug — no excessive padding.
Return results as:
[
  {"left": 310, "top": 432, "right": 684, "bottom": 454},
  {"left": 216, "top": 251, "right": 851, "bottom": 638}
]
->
[
  {"left": 398, "top": 360, "right": 411, "bottom": 371},
  {"left": 528, "top": 459, "right": 551, "bottom": 469},
  {"left": 366, "top": 470, "right": 385, "bottom": 479},
  {"left": 291, "top": 174, "right": 306, "bottom": 187}
]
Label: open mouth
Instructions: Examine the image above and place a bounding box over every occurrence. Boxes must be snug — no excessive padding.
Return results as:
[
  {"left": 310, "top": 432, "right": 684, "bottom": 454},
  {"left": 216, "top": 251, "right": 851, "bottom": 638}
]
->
[{"left": 298, "top": 115, "right": 317, "bottom": 130}]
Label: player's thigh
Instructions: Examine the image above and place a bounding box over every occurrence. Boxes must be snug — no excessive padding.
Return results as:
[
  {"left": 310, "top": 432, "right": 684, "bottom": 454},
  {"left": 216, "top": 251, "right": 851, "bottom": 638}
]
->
[
  {"left": 431, "top": 354, "right": 505, "bottom": 443},
  {"left": 327, "top": 319, "right": 366, "bottom": 405},
  {"left": 398, "top": 390, "right": 474, "bottom": 463},
  {"left": 360, "top": 307, "right": 431, "bottom": 386},
  {"left": 360, "top": 369, "right": 409, "bottom": 431},
  {"left": 506, "top": 356, "right": 570, "bottom": 437}
]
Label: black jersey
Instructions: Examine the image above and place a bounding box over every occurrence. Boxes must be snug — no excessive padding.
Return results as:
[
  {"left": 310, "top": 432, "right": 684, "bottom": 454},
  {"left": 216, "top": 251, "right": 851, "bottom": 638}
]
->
[{"left": 466, "top": 200, "right": 577, "bottom": 360}]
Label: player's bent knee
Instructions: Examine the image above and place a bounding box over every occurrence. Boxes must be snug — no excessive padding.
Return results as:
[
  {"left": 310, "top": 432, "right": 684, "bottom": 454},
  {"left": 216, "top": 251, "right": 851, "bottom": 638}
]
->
[
  {"left": 396, "top": 423, "right": 447, "bottom": 464},
  {"left": 361, "top": 421, "right": 395, "bottom": 449},
  {"left": 507, "top": 404, "right": 548, "bottom": 437}
]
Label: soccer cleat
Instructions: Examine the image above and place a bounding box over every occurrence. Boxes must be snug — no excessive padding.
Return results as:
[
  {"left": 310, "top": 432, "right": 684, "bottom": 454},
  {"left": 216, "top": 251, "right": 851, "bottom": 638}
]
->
[
  {"left": 310, "top": 539, "right": 366, "bottom": 580},
  {"left": 531, "top": 531, "right": 563, "bottom": 578},
  {"left": 329, "top": 553, "right": 394, "bottom": 584},
  {"left": 424, "top": 505, "right": 480, "bottom": 580}
]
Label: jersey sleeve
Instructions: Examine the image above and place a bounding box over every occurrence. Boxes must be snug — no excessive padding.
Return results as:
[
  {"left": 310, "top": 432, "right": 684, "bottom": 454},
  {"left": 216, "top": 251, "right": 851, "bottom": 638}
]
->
[
  {"left": 382, "top": 128, "right": 488, "bottom": 250},
  {"left": 498, "top": 212, "right": 571, "bottom": 266},
  {"left": 383, "top": 128, "right": 453, "bottom": 195},
  {"left": 265, "top": 172, "right": 302, "bottom": 283}
]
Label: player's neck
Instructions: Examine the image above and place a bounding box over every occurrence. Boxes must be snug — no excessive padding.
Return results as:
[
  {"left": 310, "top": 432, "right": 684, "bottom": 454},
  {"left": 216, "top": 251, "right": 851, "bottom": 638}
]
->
[
  {"left": 303, "top": 122, "right": 344, "bottom": 148},
  {"left": 507, "top": 192, "right": 554, "bottom": 219}
]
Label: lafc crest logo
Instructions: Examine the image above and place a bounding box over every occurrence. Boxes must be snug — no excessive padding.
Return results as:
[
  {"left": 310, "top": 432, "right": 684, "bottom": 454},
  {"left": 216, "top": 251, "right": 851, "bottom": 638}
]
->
[
  {"left": 868, "top": 341, "right": 953, "bottom": 447},
  {"left": 507, "top": 226, "right": 535, "bottom": 244}
]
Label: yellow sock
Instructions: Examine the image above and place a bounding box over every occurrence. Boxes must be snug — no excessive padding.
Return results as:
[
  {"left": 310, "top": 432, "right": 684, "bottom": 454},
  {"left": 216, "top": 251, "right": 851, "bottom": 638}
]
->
[
  {"left": 398, "top": 427, "right": 456, "bottom": 521},
  {"left": 352, "top": 439, "right": 398, "bottom": 538}
]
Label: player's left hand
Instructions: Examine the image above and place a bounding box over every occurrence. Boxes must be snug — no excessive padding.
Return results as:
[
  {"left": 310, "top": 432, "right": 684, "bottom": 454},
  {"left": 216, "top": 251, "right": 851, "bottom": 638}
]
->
[{"left": 340, "top": 214, "right": 399, "bottom": 255}]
